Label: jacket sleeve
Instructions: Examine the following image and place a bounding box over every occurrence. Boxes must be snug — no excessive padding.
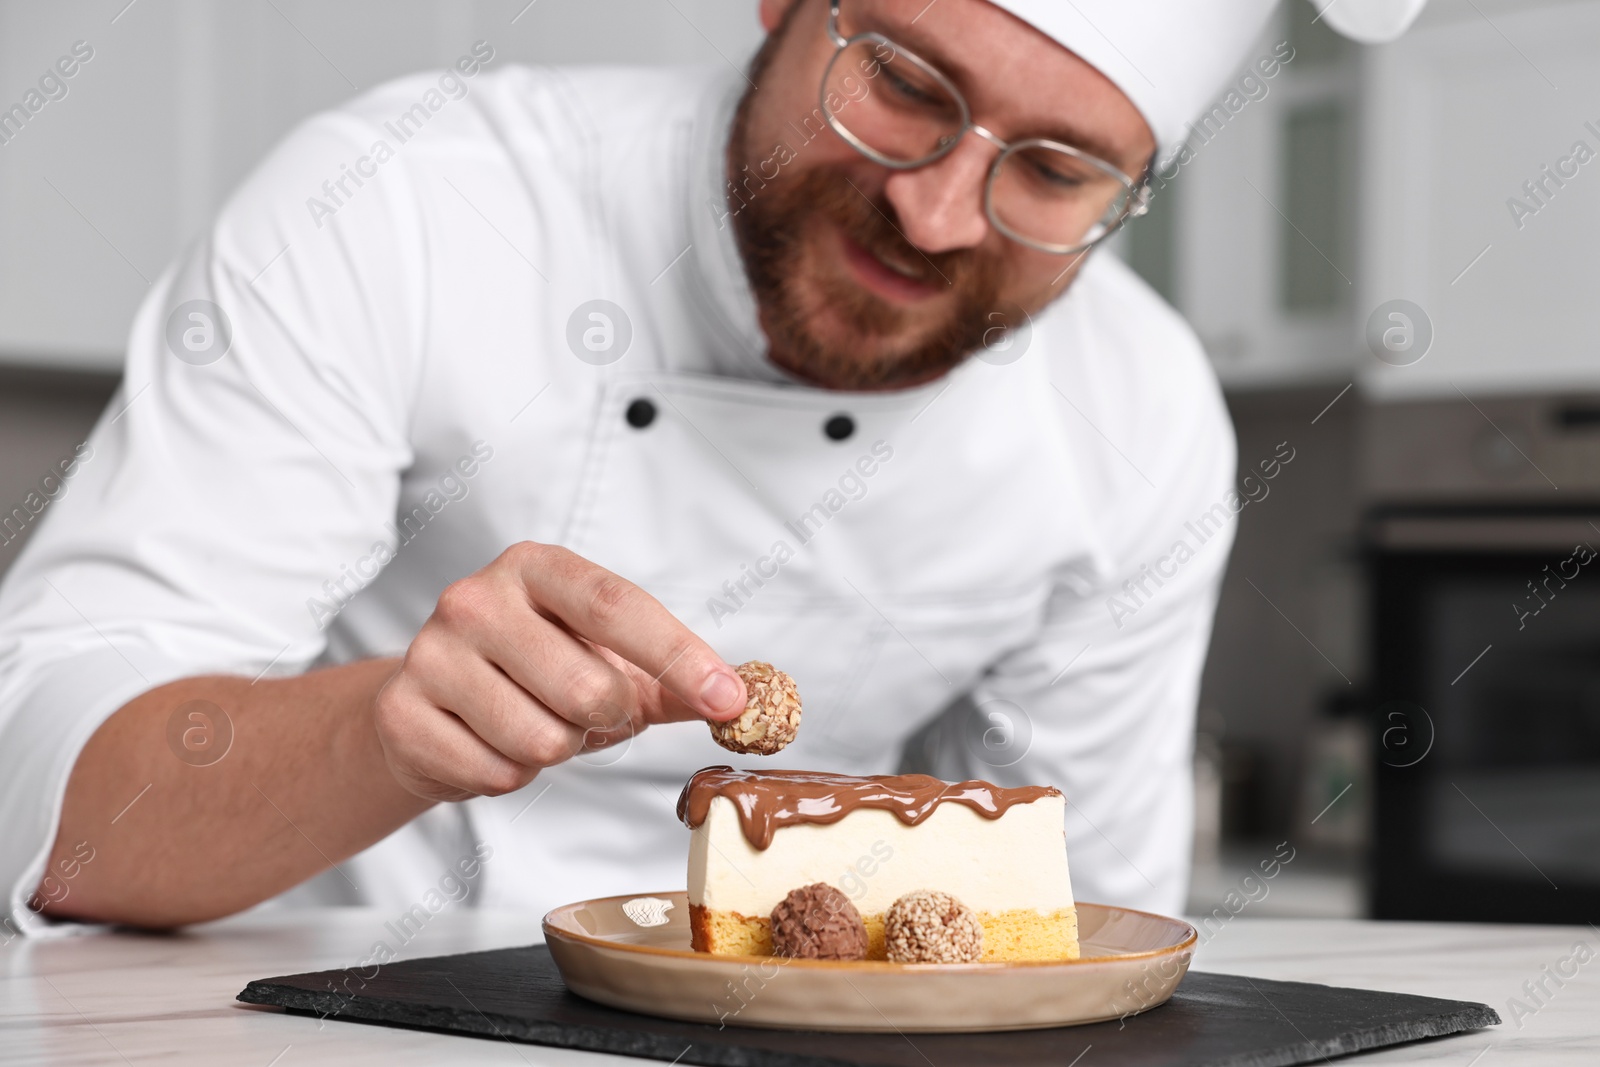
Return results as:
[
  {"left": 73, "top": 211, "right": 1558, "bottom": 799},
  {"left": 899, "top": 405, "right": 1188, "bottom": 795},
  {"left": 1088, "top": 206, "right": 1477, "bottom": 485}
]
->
[
  {"left": 970, "top": 514, "right": 1230, "bottom": 916},
  {"left": 904, "top": 273, "right": 1238, "bottom": 916},
  {"left": 0, "top": 105, "right": 426, "bottom": 941}
]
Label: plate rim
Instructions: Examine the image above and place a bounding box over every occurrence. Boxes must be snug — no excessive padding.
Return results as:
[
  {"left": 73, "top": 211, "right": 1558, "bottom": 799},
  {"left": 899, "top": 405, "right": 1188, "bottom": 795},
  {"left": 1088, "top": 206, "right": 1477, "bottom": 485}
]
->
[{"left": 543, "top": 891, "right": 1197, "bottom": 972}]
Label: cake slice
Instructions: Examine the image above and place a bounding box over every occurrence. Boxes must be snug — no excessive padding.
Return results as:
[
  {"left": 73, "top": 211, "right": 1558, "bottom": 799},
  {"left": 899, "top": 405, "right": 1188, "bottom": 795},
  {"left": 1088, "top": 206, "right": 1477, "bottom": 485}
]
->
[{"left": 677, "top": 766, "right": 1080, "bottom": 962}]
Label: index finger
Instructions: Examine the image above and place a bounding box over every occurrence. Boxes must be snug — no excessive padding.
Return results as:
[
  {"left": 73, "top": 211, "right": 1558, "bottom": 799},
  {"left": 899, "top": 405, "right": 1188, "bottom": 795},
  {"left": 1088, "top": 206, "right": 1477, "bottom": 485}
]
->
[{"left": 514, "top": 544, "right": 746, "bottom": 721}]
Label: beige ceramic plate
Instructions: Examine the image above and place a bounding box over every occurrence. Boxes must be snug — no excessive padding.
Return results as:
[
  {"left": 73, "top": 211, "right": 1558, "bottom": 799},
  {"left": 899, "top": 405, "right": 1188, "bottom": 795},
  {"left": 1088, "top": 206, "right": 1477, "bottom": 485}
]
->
[{"left": 544, "top": 892, "right": 1196, "bottom": 1032}]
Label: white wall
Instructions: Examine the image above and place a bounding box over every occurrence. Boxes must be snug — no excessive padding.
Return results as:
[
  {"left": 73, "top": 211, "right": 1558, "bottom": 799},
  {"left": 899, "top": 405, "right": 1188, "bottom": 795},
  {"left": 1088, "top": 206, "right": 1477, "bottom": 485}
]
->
[{"left": 0, "top": 0, "right": 763, "bottom": 371}]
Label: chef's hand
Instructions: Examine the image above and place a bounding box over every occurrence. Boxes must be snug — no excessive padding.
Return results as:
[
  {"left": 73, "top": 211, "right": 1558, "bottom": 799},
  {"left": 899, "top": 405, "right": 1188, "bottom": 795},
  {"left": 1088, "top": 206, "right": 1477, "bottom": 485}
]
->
[{"left": 373, "top": 542, "right": 746, "bottom": 802}]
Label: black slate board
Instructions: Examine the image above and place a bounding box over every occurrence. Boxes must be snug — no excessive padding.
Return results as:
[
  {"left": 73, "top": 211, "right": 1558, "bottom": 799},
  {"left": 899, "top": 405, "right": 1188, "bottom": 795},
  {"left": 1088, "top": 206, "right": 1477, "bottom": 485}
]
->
[{"left": 238, "top": 944, "right": 1499, "bottom": 1066}]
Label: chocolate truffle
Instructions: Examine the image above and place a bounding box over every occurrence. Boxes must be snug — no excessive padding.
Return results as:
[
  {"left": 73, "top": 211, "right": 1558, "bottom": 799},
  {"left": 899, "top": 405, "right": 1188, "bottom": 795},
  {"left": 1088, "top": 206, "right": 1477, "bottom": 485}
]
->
[
  {"left": 708, "top": 661, "right": 802, "bottom": 756},
  {"left": 884, "top": 889, "right": 984, "bottom": 964},
  {"left": 769, "top": 883, "right": 868, "bottom": 960}
]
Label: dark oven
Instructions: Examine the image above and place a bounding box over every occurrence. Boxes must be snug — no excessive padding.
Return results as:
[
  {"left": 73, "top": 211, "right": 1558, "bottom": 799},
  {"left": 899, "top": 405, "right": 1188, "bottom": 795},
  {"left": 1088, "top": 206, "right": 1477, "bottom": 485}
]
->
[{"left": 1365, "top": 395, "right": 1600, "bottom": 923}]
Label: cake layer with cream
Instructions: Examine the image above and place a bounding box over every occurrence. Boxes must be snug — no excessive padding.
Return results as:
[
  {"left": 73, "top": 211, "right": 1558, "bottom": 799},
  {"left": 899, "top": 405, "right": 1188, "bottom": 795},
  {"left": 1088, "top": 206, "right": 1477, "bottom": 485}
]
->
[{"left": 678, "top": 767, "right": 1079, "bottom": 962}]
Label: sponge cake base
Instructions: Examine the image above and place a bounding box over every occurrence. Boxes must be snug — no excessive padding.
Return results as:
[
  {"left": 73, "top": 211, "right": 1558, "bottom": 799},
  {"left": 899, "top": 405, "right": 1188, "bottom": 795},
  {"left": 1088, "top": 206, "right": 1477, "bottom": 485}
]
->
[{"left": 691, "top": 902, "right": 1079, "bottom": 962}]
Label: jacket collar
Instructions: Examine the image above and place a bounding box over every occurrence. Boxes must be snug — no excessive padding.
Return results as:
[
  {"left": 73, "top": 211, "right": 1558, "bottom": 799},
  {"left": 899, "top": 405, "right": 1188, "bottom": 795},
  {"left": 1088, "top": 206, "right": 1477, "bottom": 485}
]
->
[{"left": 681, "top": 71, "right": 798, "bottom": 386}]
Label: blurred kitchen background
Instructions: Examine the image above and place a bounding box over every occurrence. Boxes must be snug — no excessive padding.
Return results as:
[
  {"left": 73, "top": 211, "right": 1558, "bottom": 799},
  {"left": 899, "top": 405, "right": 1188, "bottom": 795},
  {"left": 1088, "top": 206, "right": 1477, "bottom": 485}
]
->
[{"left": 3, "top": 0, "right": 1598, "bottom": 923}]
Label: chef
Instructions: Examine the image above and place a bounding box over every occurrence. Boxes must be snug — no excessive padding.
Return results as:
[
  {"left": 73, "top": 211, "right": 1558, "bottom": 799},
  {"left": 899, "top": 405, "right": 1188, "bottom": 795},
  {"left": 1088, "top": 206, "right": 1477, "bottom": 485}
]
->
[{"left": 0, "top": 0, "right": 1425, "bottom": 940}]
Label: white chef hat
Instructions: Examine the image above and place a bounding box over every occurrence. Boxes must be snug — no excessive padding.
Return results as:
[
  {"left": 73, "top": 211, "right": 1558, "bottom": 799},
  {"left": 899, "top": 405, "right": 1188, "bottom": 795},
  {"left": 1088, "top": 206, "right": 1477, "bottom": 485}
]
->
[{"left": 986, "top": 0, "right": 1429, "bottom": 165}]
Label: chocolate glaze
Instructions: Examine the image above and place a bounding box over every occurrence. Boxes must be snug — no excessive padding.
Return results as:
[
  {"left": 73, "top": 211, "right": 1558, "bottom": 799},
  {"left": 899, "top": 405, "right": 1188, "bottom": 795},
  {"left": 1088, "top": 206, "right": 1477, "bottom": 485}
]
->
[{"left": 676, "top": 766, "right": 1062, "bottom": 850}]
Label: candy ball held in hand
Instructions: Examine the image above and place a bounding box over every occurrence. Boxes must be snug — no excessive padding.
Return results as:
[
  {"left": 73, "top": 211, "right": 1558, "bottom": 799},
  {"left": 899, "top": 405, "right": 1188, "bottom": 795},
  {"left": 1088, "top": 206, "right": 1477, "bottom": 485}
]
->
[
  {"left": 770, "top": 883, "right": 869, "bottom": 960},
  {"left": 885, "top": 890, "right": 984, "bottom": 964},
  {"left": 708, "top": 661, "right": 801, "bottom": 756}
]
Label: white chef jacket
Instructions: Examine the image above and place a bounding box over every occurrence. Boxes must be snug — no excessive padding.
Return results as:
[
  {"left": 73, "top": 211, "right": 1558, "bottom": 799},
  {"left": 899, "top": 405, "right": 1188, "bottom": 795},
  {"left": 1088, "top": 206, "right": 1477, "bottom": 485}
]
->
[{"left": 0, "top": 63, "right": 1236, "bottom": 940}]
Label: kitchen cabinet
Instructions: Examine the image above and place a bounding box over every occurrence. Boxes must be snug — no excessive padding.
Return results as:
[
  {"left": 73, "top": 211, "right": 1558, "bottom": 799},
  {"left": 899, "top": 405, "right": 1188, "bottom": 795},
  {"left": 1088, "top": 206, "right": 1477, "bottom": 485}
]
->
[
  {"left": 1135, "top": 0, "right": 1600, "bottom": 395},
  {"left": 1360, "top": 0, "right": 1600, "bottom": 399},
  {"left": 1154, "top": 4, "right": 1361, "bottom": 391}
]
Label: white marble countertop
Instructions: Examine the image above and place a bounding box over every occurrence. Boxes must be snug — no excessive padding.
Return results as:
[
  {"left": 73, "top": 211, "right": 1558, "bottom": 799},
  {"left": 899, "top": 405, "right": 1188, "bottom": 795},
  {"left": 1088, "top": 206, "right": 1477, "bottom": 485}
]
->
[{"left": 0, "top": 906, "right": 1591, "bottom": 1065}]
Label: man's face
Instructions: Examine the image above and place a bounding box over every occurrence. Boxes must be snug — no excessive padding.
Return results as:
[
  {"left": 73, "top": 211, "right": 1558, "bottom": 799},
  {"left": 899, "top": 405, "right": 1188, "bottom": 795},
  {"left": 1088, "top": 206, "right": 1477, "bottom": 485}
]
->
[{"left": 729, "top": 0, "right": 1155, "bottom": 391}]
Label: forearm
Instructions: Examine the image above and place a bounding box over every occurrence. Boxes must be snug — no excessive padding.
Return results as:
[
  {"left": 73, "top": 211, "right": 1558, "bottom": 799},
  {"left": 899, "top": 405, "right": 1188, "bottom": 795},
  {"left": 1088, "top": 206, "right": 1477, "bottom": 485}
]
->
[{"left": 37, "top": 656, "right": 432, "bottom": 928}]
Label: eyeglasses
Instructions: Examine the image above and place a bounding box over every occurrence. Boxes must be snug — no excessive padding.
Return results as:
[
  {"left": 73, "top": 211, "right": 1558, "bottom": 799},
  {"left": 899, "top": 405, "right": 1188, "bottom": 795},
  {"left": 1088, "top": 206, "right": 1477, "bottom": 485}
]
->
[{"left": 820, "top": 0, "right": 1149, "bottom": 256}]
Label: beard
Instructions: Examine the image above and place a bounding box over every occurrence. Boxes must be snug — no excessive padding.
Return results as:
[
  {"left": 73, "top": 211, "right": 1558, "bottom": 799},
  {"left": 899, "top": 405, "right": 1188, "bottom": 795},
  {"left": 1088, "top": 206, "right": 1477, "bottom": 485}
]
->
[
  {"left": 729, "top": 165, "right": 1016, "bottom": 390},
  {"left": 726, "top": 25, "right": 1028, "bottom": 391}
]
